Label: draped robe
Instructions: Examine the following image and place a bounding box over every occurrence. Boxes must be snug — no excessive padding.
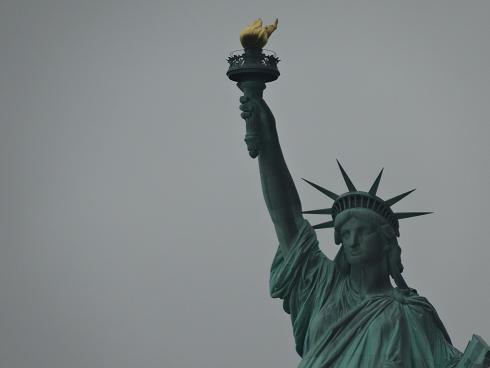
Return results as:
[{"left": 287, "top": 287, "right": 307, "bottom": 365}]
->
[{"left": 270, "top": 220, "right": 462, "bottom": 368}]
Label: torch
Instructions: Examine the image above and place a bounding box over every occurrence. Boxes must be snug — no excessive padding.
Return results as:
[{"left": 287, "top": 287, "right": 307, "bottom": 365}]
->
[{"left": 226, "top": 18, "right": 280, "bottom": 158}]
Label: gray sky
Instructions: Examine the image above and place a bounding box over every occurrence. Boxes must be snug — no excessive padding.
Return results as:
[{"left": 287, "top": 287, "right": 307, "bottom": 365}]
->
[{"left": 0, "top": 0, "right": 489, "bottom": 367}]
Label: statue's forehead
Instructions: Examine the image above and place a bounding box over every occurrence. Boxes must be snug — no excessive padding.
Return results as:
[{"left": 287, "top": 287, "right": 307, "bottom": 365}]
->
[
  {"left": 340, "top": 216, "right": 362, "bottom": 229},
  {"left": 337, "top": 212, "right": 379, "bottom": 230}
]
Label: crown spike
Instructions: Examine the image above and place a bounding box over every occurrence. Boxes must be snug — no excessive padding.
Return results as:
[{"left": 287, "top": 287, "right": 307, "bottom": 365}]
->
[
  {"left": 385, "top": 189, "right": 416, "bottom": 207},
  {"left": 312, "top": 220, "right": 335, "bottom": 229},
  {"left": 336, "top": 160, "right": 357, "bottom": 192},
  {"left": 395, "top": 212, "right": 433, "bottom": 220},
  {"left": 302, "top": 208, "right": 333, "bottom": 215},
  {"left": 368, "top": 168, "right": 384, "bottom": 195},
  {"left": 301, "top": 178, "right": 339, "bottom": 200}
]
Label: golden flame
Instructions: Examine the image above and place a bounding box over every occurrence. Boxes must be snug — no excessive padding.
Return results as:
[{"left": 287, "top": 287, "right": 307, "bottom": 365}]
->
[{"left": 239, "top": 18, "right": 278, "bottom": 49}]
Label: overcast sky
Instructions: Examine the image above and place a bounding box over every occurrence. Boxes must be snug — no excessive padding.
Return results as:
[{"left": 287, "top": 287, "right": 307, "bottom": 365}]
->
[{"left": 0, "top": 1, "right": 489, "bottom": 367}]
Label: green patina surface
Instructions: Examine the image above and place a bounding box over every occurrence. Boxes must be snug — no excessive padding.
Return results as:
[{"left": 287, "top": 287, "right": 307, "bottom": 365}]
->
[
  {"left": 271, "top": 218, "right": 461, "bottom": 367},
  {"left": 227, "top": 43, "right": 489, "bottom": 367}
]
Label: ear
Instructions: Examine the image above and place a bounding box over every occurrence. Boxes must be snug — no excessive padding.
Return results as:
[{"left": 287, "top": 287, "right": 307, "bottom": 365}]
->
[{"left": 382, "top": 239, "right": 393, "bottom": 253}]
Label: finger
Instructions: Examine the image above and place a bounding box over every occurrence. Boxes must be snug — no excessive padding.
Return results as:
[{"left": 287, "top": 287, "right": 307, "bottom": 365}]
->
[
  {"left": 239, "top": 103, "right": 252, "bottom": 112},
  {"left": 239, "top": 96, "right": 249, "bottom": 103},
  {"left": 241, "top": 111, "right": 251, "bottom": 119}
]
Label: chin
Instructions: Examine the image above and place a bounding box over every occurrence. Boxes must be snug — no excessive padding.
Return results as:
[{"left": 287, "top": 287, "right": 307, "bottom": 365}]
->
[{"left": 346, "top": 256, "right": 365, "bottom": 265}]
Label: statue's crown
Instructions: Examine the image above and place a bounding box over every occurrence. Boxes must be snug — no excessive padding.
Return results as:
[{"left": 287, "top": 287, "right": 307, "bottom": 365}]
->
[{"left": 302, "top": 160, "right": 431, "bottom": 237}]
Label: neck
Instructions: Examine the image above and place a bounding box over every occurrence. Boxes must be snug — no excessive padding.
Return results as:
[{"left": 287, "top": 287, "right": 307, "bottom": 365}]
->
[{"left": 349, "top": 257, "right": 392, "bottom": 297}]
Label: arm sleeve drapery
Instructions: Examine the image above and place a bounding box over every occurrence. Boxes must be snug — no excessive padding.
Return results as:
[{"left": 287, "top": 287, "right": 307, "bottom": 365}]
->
[{"left": 269, "top": 219, "right": 335, "bottom": 356}]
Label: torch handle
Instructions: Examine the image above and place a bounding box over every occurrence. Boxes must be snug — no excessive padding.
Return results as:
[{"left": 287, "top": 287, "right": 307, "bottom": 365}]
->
[{"left": 238, "top": 80, "right": 266, "bottom": 158}]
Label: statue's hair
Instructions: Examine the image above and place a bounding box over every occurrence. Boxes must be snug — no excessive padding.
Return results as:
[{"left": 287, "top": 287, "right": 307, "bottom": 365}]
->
[{"left": 333, "top": 208, "right": 408, "bottom": 289}]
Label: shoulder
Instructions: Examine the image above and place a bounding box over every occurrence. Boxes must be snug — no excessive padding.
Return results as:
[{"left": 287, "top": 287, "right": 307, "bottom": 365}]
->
[
  {"left": 391, "top": 287, "right": 452, "bottom": 343},
  {"left": 391, "top": 288, "right": 439, "bottom": 315}
]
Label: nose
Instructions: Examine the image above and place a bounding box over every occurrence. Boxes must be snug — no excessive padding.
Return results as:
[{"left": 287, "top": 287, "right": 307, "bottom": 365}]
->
[
  {"left": 350, "top": 241, "right": 360, "bottom": 250},
  {"left": 342, "top": 229, "right": 361, "bottom": 248},
  {"left": 347, "top": 237, "right": 360, "bottom": 250},
  {"left": 352, "top": 231, "right": 361, "bottom": 246}
]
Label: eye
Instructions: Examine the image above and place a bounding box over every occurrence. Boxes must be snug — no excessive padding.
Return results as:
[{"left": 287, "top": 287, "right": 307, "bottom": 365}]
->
[
  {"left": 364, "top": 229, "right": 378, "bottom": 239},
  {"left": 366, "top": 225, "right": 377, "bottom": 235},
  {"left": 341, "top": 230, "right": 350, "bottom": 239}
]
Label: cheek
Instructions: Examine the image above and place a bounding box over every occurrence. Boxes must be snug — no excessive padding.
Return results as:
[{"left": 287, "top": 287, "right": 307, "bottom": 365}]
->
[{"left": 362, "top": 234, "right": 386, "bottom": 258}]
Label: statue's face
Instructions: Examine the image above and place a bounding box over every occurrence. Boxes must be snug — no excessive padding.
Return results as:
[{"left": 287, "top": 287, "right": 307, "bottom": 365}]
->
[{"left": 339, "top": 216, "right": 386, "bottom": 266}]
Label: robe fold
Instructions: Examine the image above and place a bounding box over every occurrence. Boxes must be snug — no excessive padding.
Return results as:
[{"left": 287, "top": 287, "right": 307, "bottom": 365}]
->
[{"left": 270, "top": 219, "right": 462, "bottom": 367}]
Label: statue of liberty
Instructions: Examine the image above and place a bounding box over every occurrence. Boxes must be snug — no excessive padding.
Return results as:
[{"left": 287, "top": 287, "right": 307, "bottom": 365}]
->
[{"left": 228, "top": 19, "right": 489, "bottom": 368}]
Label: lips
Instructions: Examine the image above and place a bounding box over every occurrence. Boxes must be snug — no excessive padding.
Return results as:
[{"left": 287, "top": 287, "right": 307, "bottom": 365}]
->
[{"left": 348, "top": 250, "right": 362, "bottom": 257}]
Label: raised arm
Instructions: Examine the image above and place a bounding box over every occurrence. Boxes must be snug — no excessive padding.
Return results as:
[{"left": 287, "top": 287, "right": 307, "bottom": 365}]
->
[{"left": 239, "top": 93, "right": 304, "bottom": 252}]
